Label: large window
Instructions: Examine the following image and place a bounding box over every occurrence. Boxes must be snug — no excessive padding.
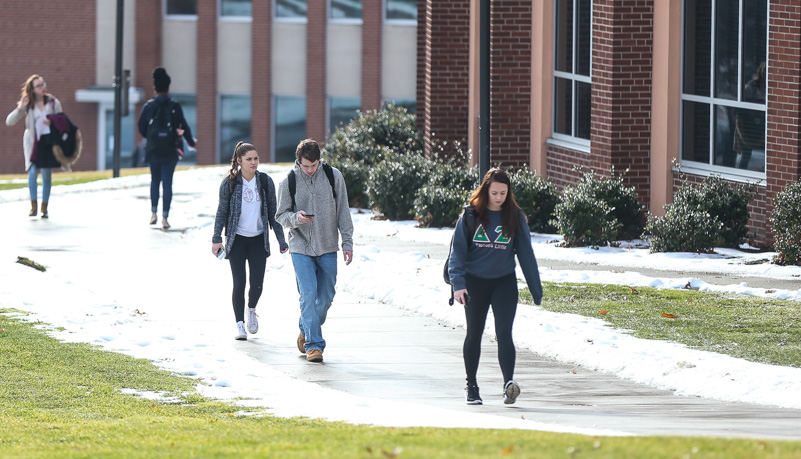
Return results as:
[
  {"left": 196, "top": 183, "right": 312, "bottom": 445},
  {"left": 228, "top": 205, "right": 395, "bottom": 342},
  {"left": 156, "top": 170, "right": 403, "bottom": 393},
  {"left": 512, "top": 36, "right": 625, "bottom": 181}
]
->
[
  {"left": 682, "top": 0, "right": 767, "bottom": 174},
  {"left": 275, "top": 96, "right": 306, "bottom": 163},
  {"left": 276, "top": 0, "right": 307, "bottom": 18},
  {"left": 171, "top": 94, "right": 197, "bottom": 164},
  {"left": 386, "top": 0, "right": 417, "bottom": 21},
  {"left": 221, "top": 0, "right": 251, "bottom": 17},
  {"left": 331, "top": 0, "right": 361, "bottom": 20},
  {"left": 553, "top": 0, "right": 592, "bottom": 143},
  {"left": 329, "top": 97, "right": 360, "bottom": 135},
  {"left": 165, "top": 0, "right": 197, "bottom": 16},
  {"left": 219, "top": 95, "right": 252, "bottom": 164}
]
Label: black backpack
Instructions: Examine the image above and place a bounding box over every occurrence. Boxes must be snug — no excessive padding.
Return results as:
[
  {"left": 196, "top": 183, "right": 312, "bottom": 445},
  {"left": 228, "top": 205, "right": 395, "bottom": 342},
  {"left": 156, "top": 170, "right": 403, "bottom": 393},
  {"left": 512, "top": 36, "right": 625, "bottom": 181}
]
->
[
  {"left": 145, "top": 98, "right": 178, "bottom": 157},
  {"left": 287, "top": 163, "right": 337, "bottom": 211},
  {"left": 444, "top": 208, "right": 475, "bottom": 305}
]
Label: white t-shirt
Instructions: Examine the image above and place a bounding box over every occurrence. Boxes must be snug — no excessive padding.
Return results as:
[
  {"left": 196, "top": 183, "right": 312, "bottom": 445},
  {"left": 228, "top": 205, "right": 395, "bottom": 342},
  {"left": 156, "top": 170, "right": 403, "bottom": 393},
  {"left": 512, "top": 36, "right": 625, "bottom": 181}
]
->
[
  {"left": 236, "top": 176, "right": 264, "bottom": 237},
  {"left": 33, "top": 104, "right": 52, "bottom": 140}
]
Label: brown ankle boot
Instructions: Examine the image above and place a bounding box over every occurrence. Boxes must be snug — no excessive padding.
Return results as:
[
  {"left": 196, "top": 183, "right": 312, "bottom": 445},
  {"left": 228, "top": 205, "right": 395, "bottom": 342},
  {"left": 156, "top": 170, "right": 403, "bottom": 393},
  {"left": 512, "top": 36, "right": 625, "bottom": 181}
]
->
[
  {"left": 40, "top": 202, "right": 48, "bottom": 219},
  {"left": 29, "top": 200, "right": 37, "bottom": 217}
]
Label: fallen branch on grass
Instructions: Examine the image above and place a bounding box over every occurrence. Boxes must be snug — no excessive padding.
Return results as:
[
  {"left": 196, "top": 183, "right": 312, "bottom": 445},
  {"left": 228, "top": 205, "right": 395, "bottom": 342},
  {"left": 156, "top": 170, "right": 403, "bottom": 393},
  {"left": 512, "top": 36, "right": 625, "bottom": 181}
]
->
[{"left": 16, "top": 256, "right": 46, "bottom": 272}]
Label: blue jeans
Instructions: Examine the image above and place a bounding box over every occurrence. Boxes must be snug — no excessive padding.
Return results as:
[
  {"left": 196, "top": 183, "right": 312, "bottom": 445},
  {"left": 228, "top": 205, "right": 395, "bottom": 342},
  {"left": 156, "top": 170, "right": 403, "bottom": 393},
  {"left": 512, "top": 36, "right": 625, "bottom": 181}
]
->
[
  {"left": 28, "top": 164, "right": 52, "bottom": 202},
  {"left": 149, "top": 157, "right": 178, "bottom": 217},
  {"left": 292, "top": 252, "right": 338, "bottom": 352}
]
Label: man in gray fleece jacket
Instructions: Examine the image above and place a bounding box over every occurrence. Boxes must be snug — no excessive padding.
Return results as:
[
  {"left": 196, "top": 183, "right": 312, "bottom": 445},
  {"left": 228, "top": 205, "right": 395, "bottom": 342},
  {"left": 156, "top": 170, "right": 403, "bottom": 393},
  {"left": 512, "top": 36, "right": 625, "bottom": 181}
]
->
[{"left": 275, "top": 139, "right": 354, "bottom": 363}]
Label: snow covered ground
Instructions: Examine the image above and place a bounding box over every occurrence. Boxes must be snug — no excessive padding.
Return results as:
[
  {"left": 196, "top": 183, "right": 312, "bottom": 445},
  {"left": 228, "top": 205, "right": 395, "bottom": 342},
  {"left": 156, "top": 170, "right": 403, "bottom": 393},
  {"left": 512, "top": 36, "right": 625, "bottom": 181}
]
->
[{"left": 1, "top": 165, "right": 800, "bottom": 434}]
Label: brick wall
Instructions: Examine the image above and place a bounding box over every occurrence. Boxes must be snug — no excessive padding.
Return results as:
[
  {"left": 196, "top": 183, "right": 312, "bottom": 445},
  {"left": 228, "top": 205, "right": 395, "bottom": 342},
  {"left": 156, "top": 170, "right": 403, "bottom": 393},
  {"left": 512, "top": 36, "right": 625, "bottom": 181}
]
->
[
  {"left": 251, "top": 0, "right": 272, "bottom": 156},
  {"left": 135, "top": 0, "right": 162, "bottom": 144},
  {"left": 306, "top": 4, "right": 327, "bottom": 144},
  {"left": 763, "top": 0, "right": 801, "bottom": 247},
  {"left": 362, "top": 1, "right": 382, "bottom": 113},
  {"left": 416, "top": 0, "right": 471, "bottom": 157},
  {"left": 196, "top": 1, "right": 217, "bottom": 164},
  {"left": 490, "top": 1, "right": 532, "bottom": 169},
  {"left": 0, "top": 1, "right": 96, "bottom": 174},
  {"left": 590, "top": 0, "right": 654, "bottom": 205}
]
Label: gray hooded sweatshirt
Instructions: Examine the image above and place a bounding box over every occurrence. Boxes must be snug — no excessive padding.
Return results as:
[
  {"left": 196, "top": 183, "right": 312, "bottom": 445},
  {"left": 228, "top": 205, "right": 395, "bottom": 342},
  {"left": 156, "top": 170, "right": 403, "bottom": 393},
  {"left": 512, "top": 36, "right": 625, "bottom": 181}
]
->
[{"left": 275, "top": 163, "right": 353, "bottom": 256}]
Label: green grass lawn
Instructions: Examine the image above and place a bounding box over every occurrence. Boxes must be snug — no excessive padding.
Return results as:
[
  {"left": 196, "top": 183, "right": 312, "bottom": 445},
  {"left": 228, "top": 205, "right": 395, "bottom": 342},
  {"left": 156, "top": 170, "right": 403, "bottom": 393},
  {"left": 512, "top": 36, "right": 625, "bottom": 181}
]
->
[
  {"left": 0, "top": 167, "right": 192, "bottom": 191},
  {"left": 521, "top": 283, "right": 801, "bottom": 368},
  {"left": 3, "top": 283, "right": 801, "bottom": 458}
]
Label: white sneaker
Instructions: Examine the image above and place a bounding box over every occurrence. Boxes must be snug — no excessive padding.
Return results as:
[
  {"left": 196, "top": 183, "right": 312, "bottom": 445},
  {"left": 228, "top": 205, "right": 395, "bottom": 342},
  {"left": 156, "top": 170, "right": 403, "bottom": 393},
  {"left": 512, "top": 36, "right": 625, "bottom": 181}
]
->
[
  {"left": 246, "top": 308, "right": 259, "bottom": 334},
  {"left": 235, "top": 321, "right": 247, "bottom": 340},
  {"left": 503, "top": 380, "right": 520, "bottom": 405}
]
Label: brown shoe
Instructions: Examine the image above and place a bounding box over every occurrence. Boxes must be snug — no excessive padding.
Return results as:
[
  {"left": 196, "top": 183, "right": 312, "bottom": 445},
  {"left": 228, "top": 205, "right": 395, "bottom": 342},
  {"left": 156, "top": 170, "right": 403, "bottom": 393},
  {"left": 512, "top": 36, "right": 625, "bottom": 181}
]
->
[
  {"left": 40, "top": 202, "right": 48, "bottom": 219},
  {"left": 29, "top": 200, "right": 37, "bottom": 217},
  {"left": 297, "top": 332, "right": 306, "bottom": 354},
  {"left": 306, "top": 349, "right": 323, "bottom": 362}
]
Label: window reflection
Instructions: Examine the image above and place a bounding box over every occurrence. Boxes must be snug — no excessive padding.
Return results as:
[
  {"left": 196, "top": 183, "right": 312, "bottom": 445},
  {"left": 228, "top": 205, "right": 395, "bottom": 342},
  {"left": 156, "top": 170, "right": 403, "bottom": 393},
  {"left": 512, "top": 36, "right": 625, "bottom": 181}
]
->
[
  {"left": 221, "top": 0, "right": 251, "bottom": 17},
  {"left": 220, "top": 95, "right": 252, "bottom": 164},
  {"left": 276, "top": 0, "right": 306, "bottom": 18},
  {"left": 275, "top": 96, "right": 306, "bottom": 163},
  {"left": 331, "top": 0, "right": 362, "bottom": 20},
  {"left": 329, "top": 97, "right": 360, "bottom": 135},
  {"left": 166, "top": 0, "right": 197, "bottom": 15},
  {"left": 386, "top": 0, "right": 417, "bottom": 21}
]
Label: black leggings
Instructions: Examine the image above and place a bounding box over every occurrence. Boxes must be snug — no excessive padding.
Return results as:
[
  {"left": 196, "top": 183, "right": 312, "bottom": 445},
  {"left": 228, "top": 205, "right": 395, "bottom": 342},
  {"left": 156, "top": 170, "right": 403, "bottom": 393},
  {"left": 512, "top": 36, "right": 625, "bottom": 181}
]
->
[
  {"left": 463, "top": 273, "right": 518, "bottom": 385},
  {"left": 228, "top": 234, "right": 267, "bottom": 322}
]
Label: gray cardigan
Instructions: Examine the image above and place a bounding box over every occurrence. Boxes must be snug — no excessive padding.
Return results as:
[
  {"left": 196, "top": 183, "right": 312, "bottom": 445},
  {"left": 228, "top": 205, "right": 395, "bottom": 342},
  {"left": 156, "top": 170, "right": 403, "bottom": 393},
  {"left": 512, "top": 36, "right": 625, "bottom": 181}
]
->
[{"left": 212, "top": 171, "right": 288, "bottom": 257}]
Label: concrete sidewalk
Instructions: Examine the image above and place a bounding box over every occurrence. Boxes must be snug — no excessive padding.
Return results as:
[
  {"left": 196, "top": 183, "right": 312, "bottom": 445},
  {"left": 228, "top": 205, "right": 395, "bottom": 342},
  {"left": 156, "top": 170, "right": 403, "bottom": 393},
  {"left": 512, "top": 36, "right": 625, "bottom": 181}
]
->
[{"left": 5, "top": 176, "right": 801, "bottom": 440}]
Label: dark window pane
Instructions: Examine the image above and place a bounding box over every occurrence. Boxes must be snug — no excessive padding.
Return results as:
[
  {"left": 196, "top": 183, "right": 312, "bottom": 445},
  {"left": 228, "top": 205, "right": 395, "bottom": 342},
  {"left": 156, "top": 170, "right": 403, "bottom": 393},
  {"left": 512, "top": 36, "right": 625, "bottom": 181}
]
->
[
  {"left": 714, "top": 1, "right": 739, "bottom": 100},
  {"left": 331, "top": 0, "right": 362, "bottom": 19},
  {"left": 575, "top": 81, "right": 591, "bottom": 139},
  {"left": 220, "top": 96, "right": 252, "bottom": 164},
  {"left": 275, "top": 96, "right": 306, "bottom": 163},
  {"left": 221, "top": 0, "right": 251, "bottom": 17},
  {"left": 728, "top": 107, "right": 765, "bottom": 171},
  {"left": 166, "top": 0, "right": 197, "bottom": 15},
  {"left": 683, "top": 0, "right": 711, "bottom": 96},
  {"left": 555, "top": 0, "right": 574, "bottom": 73},
  {"left": 554, "top": 77, "right": 573, "bottom": 136},
  {"left": 276, "top": 0, "right": 307, "bottom": 18},
  {"left": 329, "top": 97, "right": 361, "bottom": 134},
  {"left": 576, "top": 0, "right": 591, "bottom": 76},
  {"left": 386, "top": 0, "right": 417, "bottom": 21},
  {"left": 713, "top": 105, "right": 736, "bottom": 167},
  {"left": 741, "top": 0, "right": 767, "bottom": 104},
  {"left": 681, "top": 100, "right": 710, "bottom": 163},
  {"left": 170, "top": 94, "right": 197, "bottom": 164},
  {"left": 104, "top": 110, "right": 135, "bottom": 169}
]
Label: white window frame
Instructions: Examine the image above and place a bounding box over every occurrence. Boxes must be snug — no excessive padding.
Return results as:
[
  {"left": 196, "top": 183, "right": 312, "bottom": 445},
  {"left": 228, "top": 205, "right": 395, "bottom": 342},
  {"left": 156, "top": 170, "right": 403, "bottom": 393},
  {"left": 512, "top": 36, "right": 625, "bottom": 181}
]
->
[
  {"left": 384, "top": 0, "right": 417, "bottom": 25},
  {"left": 163, "top": 0, "right": 198, "bottom": 20},
  {"left": 551, "top": 0, "right": 592, "bottom": 149},
  {"left": 329, "top": 0, "right": 363, "bottom": 24},
  {"left": 274, "top": 0, "right": 308, "bottom": 23},
  {"left": 679, "top": 0, "right": 768, "bottom": 183}
]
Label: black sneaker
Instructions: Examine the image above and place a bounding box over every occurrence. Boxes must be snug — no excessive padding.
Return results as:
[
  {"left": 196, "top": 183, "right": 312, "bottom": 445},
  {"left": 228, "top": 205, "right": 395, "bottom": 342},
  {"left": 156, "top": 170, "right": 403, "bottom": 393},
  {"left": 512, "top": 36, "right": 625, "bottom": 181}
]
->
[
  {"left": 503, "top": 380, "right": 520, "bottom": 405},
  {"left": 465, "top": 384, "right": 482, "bottom": 405}
]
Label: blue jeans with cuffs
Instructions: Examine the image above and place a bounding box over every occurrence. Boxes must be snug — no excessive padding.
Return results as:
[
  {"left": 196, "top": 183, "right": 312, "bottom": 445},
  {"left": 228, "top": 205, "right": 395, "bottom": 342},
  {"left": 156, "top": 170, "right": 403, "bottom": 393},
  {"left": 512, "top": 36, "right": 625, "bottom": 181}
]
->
[{"left": 292, "top": 252, "right": 338, "bottom": 352}]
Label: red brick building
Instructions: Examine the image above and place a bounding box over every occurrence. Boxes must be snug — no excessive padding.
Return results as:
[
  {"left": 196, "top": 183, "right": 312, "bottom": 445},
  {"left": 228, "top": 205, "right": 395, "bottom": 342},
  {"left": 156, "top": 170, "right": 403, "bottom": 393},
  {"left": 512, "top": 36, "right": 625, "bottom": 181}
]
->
[
  {"left": 418, "top": 0, "right": 797, "bottom": 247},
  {"left": 1, "top": 0, "right": 417, "bottom": 171}
]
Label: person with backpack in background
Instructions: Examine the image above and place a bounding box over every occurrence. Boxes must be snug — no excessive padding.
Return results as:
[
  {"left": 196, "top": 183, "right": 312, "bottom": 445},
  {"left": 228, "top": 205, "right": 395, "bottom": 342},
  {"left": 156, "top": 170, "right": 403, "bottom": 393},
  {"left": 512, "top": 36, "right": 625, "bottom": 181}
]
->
[
  {"left": 6, "top": 74, "right": 64, "bottom": 218},
  {"left": 275, "top": 139, "right": 353, "bottom": 363},
  {"left": 137, "top": 67, "right": 195, "bottom": 230},
  {"left": 212, "top": 142, "right": 288, "bottom": 340},
  {"left": 448, "top": 168, "right": 543, "bottom": 406}
]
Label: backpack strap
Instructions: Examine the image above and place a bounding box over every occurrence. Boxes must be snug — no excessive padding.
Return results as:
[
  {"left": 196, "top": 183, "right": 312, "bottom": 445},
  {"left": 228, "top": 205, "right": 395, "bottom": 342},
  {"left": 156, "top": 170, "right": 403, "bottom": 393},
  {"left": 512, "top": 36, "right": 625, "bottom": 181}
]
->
[{"left": 287, "top": 163, "right": 337, "bottom": 213}]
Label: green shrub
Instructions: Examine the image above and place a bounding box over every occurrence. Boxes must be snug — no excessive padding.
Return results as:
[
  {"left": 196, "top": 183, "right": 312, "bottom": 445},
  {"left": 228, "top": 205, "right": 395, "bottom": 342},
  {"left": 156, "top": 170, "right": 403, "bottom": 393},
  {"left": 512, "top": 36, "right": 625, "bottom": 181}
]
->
[
  {"left": 413, "top": 185, "right": 471, "bottom": 228},
  {"left": 771, "top": 181, "right": 801, "bottom": 265},
  {"left": 553, "top": 170, "right": 642, "bottom": 246},
  {"left": 367, "top": 153, "right": 432, "bottom": 220},
  {"left": 325, "top": 103, "right": 421, "bottom": 206},
  {"left": 554, "top": 190, "right": 619, "bottom": 247},
  {"left": 510, "top": 168, "right": 560, "bottom": 233},
  {"left": 671, "top": 175, "right": 755, "bottom": 247},
  {"left": 326, "top": 102, "right": 422, "bottom": 165},
  {"left": 645, "top": 201, "right": 724, "bottom": 253}
]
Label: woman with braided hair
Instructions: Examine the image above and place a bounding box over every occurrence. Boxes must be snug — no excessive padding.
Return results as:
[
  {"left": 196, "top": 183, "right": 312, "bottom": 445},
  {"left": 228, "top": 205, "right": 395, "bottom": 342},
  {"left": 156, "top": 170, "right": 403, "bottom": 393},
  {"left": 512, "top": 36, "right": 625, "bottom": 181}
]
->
[{"left": 212, "top": 142, "right": 288, "bottom": 340}]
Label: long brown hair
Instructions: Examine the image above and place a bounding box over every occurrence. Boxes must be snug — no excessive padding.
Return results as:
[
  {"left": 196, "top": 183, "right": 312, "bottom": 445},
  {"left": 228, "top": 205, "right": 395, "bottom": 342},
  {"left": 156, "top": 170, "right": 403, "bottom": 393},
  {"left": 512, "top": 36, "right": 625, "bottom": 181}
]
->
[
  {"left": 227, "top": 141, "right": 257, "bottom": 192},
  {"left": 468, "top": 168, "right": 524, "bottom": 239},
  {"left": 21, "top": 74, "right": 51, "bottom": 110}
]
